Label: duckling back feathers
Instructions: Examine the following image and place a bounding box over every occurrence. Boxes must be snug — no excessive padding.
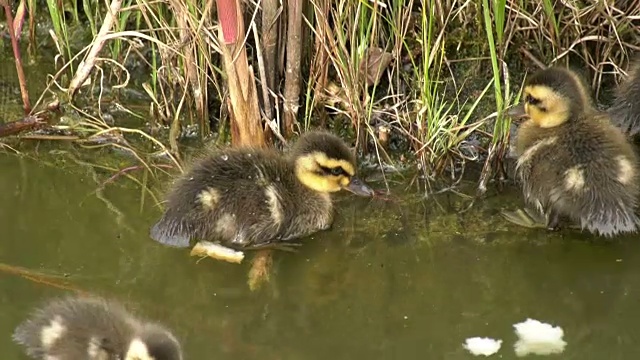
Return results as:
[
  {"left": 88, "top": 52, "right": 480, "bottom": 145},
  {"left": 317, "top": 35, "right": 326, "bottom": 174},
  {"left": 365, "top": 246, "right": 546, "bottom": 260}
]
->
[
  {"left": 515, "top": 67, "right": 640, "bottom": 237},
  {"left": 609, "top": 56, "right": 640, "bottom": 136},
  {"left": 13, "top": 296, "right": 182, "bottom": 360},
  {"left": 151, "top": 147, "right": 331, "bottom": 248},
  {"left": 151, "top": 131, "right": 368, "bottom": 249}
]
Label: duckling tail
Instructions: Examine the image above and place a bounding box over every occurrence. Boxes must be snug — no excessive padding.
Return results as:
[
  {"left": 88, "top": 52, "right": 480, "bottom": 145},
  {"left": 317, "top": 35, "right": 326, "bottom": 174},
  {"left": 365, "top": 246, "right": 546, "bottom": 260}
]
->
[
  {"left": 581, "top": 210, "right": 640, "bottom": 238},
  {"left": 150, "top": 218, "right": 192, "bottom": 248},
  {"left": 609, "top": 98, "right": 640, "bottom": 137}
]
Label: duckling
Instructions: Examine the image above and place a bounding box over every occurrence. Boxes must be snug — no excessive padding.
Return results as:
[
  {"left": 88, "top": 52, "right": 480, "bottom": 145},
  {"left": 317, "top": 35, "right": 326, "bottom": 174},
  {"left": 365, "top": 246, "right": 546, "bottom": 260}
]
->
[
  {"left": 150, "top": 130, "right": 374, "bottom": 251},
  {"left": 504, "top": 66, "right": 640, "bottom": 237},
  {"left": 13, "top": 295, "right": 182, "bottom": 360},
  {"left": 609, "top": 55, "right": 640, "bottom": 136}
]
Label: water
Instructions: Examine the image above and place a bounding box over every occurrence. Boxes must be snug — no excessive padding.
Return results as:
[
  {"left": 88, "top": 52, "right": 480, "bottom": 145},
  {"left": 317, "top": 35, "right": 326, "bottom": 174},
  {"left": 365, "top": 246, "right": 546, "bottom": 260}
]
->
[{"left": 2, "top": 152, "right": 640, "bottom": 359}]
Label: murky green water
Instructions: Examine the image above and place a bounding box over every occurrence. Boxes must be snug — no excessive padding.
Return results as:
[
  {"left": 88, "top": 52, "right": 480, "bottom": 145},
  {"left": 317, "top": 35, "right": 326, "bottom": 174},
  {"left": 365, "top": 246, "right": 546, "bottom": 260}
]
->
[{"left": 2, "top": 152, "right": 640, "bottom": 359}]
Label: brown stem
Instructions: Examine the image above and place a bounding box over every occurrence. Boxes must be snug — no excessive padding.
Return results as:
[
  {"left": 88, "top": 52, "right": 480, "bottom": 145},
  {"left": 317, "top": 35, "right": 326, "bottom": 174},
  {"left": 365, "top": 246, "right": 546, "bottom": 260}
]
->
[
  {"left": 0, "top": 0, "right": 31, "bottom": 114},
  {"left": 0, "top": 115, "right": 45, "bottom": 137},
  {"left": 283, "top": 0, "right": 302, "bottom": 136},
  {"left": 261, "top": 0, "right": 280, "bottom": 119}
]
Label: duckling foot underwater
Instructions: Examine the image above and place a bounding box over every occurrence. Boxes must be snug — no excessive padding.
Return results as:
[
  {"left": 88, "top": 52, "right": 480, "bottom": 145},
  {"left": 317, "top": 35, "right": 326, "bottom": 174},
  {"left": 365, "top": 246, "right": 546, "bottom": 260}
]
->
[
  {"left": 501, "top": 207, "right": 582, "bottom": 231},
  {"left": 188, "top": 240, "right": 305, "bottom": 265},
  {"left": 13, "top": 295, "right": 182, "bottom": 360},
  {"left": 150, "top": 130, "right": 374, "bottom": 258},
  {"left": 507, "top": 66, "right": 640, "bottom": 238}
]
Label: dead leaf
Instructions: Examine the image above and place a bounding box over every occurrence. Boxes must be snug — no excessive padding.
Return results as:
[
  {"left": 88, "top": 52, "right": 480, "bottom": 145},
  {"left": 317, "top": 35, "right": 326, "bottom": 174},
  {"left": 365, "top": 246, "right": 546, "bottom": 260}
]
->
[{"left": 360, "top": 47, "right": 393, "bottom": 87}]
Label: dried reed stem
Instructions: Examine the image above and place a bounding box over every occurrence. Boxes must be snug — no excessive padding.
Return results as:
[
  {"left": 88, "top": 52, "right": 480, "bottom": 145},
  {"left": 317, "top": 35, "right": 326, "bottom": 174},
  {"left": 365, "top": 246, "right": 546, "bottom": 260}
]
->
[
  {"left": 68, "top": 0, "right": 123, "bottom": 98},
  {"left": 311, "top": 0, "right": 330, "bottom": 104},
  {"left": 261, "top": 0, "right": 280, "bottom": 119},
  {"left": 218, "top": 0, "right": 265, "bottom": 147},
  {"left": 283, "top": 0, "right": 302, "bottom": 136}
]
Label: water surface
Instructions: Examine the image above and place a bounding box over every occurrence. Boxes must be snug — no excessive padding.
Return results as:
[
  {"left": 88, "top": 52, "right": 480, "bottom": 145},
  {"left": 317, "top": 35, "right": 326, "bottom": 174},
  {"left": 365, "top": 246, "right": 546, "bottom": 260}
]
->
[{"left": 2, "top": 153, "right": 640, "bottom": 359}]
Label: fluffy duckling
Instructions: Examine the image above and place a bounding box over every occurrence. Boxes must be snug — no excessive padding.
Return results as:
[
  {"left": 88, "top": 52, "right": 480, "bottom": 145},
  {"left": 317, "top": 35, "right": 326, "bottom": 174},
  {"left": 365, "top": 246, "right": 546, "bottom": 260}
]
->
[
  {"left": 150, "top": 130, "right": 374, "bottom": 250},
  {"left": 609, "top": 55, "right": 640, "bottom": 136},
  {"left": 505, "top": 67, "right": 640, "bottom": 237},
  {"left": 13, "top": 295, "right": 182, "bottom": 360}
]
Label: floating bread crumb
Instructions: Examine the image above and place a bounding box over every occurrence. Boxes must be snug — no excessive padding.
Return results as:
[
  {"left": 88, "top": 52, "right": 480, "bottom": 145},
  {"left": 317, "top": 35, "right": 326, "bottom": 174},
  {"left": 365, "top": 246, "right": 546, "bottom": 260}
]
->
[
  {"left": 513, "top": 318, "right": 566, "bottom": 356},
  {"left": 463, "top": 337, "right": 502, "bottom": 356},
  {"left": 190, "top": 241, "right": 244, "bottom": 264}
]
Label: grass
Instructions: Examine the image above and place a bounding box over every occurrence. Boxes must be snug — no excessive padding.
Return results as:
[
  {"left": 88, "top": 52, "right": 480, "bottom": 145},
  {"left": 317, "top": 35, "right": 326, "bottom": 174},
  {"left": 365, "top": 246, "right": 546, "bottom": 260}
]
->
[{"left": 4, "top": 0, "right": 640, "bottom": 191}]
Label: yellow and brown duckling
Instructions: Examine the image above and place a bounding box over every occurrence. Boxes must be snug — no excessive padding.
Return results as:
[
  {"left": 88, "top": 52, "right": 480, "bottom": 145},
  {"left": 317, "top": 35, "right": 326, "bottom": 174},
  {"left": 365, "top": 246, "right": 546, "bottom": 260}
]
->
[
  {"left": 504, "top": 66, "right": 640, "bottom": 237},
  {"left": 13, "top": 295, "right": 182, "bottom": 360},
  {"left": 609, "top": 55, "right": 640, "bottom": 136},
  {"left": 150, "top": 130, "right": 374, "bottom": 251}
]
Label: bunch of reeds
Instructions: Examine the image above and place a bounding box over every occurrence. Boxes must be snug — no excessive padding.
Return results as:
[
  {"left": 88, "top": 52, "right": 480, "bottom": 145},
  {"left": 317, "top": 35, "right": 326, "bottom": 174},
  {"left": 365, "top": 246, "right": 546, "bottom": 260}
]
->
[{"left": 2, "top": 0, "right": 638, "bottom": 186}]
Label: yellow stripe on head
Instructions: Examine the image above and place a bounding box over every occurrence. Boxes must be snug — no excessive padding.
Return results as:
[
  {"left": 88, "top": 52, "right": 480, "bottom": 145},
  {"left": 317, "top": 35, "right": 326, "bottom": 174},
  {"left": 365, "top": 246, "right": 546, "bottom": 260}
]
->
[{"left": 295, "top": 152, "right": 355, "bottom": 193}]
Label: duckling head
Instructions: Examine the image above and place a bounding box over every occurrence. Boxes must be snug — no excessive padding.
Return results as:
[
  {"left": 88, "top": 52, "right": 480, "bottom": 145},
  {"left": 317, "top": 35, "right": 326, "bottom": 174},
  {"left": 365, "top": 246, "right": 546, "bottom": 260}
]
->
[
  {"left": 125, "top": 324, "right": 182, "bottom": 360},
  {"left": 509, "top": 67, "right": 592, "bottom": 128},
  {"left": 291, "top": 131, "right": 374, "bottom": 196}
]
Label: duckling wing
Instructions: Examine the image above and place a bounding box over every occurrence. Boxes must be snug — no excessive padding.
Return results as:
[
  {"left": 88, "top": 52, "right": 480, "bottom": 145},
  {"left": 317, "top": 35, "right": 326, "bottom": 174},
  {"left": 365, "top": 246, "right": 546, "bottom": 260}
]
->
[
  {"left": 150, "top": 221, "right": 192, "bottom": 248},
  {"left": 516, "top": 120, "right": 640, "bottom": 237},
  {"left": 572, "top": 164, "right": 640, "bottom": 237},
  {"left": 574, "top": 122, "right": 640, "bottom": 236},
  {"left": 150, "top": 149, "right": 294, "bottom": 248}
]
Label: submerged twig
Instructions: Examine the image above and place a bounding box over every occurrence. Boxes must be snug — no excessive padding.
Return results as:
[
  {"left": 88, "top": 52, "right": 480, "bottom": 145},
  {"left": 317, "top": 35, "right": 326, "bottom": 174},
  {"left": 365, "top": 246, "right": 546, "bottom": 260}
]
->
[
  {"left": 19, "top": 134, "right": 80, "bottom": 141},
  {"left": 0, "top": 115, "right": 46, "bottom": 137},
  {"left": 99, "top": 164, "right": 174, "bottom": 190},
  {"left": 0, "top": 262, "right": 88, "bottom": 294}
]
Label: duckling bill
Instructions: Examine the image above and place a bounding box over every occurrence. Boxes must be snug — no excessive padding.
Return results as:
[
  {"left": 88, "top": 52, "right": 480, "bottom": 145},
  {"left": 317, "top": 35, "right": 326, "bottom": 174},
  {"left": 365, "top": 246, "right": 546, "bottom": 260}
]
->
[
  {"left": 150, "top": 130, "right": 374, "bottom": 250},
  {"left": 506, "top": 66, "right": 640, "bottom": 237},
  {"left": 13, "top": 295, "right": 182, "bottom": 360}
]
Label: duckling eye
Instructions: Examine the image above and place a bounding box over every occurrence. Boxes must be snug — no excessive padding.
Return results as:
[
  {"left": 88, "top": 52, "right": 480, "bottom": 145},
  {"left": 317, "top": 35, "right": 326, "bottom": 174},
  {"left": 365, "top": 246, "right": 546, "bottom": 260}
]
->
[
  {"left": 330, "top": 167, "right": 344, "bottom": 176},
  {"left": 525, "top": 95, "right": 541, "bottom": 106}
]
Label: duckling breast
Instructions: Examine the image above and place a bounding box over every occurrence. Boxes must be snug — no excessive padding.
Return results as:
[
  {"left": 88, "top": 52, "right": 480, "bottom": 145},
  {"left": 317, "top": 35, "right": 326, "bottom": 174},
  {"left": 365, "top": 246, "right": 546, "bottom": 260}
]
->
[{"left": 129, "top": 324, "right": 183, "bottom": 360}]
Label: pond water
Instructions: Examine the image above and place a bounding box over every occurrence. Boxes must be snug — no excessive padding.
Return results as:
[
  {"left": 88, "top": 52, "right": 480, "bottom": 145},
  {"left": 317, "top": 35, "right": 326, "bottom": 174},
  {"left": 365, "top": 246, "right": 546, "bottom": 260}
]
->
[{"left": 2, "top": 151, "right": 640, "bottom": 360}]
